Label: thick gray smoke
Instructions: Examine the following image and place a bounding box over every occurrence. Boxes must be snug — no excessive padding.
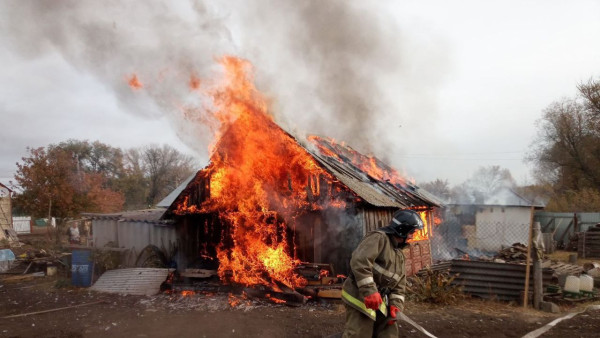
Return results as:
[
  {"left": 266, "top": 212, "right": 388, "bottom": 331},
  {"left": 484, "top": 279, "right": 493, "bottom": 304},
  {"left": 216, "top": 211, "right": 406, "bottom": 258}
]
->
[
  {"left": 231, "top": 1, "right": 447, "bottom": 160},
  {"left": 1, "top": 1, "right": 447, "bottom": 166}
]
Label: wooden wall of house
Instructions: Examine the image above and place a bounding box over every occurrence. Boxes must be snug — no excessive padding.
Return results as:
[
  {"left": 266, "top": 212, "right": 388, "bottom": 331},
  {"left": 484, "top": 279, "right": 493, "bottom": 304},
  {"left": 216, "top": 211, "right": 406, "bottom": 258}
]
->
[
  {"left": 292, "top": 209, "right": 363, "bottom": 276},
  {"left": 173, "top": 206, "right": 434, "bottom": 277},
  {"left": 292, "top": 207, "right": 434, "bottom": 276},
  {"left": 358, "top": 208, "right": 395, "bottom": 235},
  {"left": 175, "top": 214, "right": 224, "bottom": 271}
]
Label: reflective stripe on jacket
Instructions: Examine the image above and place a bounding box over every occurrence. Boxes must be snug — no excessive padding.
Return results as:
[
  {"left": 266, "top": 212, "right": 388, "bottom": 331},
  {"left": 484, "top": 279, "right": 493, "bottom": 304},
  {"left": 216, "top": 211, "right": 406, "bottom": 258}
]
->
[
  {"left": 341, "top": 289, "right": 387, "bottom": 320},
  {"left": 342, "top": 230, "right": 406, "bottom": 320}
]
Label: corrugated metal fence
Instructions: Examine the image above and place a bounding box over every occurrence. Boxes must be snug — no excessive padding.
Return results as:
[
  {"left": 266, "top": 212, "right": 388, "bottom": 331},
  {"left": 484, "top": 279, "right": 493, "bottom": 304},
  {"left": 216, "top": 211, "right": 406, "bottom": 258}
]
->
[
  {"left": 449, "top": 260, "right": 553, "bottom": 301},
  {"left": 92, "top": 219, "right": 177, "bottom": 267},
  {"left": 534, "top": 212, "right": 600, "bottom": 247}
]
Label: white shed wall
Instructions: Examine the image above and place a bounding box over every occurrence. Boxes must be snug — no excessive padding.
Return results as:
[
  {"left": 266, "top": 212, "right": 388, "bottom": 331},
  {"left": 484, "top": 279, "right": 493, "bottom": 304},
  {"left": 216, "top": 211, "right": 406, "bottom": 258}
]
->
[
  {"left": 475, "top": 206, "right": 531, "bottom": 251},
  {"left": 12, "top": 216, "right": 31, "bottom": 234}
]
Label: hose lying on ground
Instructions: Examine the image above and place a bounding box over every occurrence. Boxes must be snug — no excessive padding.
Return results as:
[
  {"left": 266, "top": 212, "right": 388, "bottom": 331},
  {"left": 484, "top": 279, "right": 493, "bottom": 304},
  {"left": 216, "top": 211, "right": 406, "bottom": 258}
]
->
[{"left": 521, "top": 304, "right": 600, "bottom": 338}]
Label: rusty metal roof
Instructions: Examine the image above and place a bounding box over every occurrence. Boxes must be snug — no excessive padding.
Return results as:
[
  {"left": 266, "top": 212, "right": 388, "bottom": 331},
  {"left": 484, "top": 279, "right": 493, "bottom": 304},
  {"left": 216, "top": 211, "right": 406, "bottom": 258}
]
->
[
  {"left": 161, "top": 122, "right": 441, "bottom": 215},
  {"left": 299, "top": 136, "right": 441, "bottom": 209}
]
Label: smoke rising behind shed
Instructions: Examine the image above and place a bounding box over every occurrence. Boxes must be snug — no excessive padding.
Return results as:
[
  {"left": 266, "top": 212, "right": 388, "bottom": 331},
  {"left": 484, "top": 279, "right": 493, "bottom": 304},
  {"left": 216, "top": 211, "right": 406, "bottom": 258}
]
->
[{"left": 1, "top": 1, "right": 446, "bottom": 170}]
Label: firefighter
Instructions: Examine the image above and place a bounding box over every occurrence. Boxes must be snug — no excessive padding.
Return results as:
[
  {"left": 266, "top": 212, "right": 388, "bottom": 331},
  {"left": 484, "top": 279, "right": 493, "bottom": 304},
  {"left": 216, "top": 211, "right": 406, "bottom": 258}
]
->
[{"left": 341, "top": 209, "right": 423, "bottom": 337}]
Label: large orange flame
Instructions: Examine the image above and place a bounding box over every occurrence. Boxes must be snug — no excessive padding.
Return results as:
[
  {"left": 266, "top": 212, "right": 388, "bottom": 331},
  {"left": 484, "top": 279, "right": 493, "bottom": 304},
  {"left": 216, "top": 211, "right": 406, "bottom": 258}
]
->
[
  {"left": 178, "top": 56, "right": 350, "bottom": 289},
  {"left": 135, "top": 55, "right": 432, "bottom": 290},
  {"left": 408, "top": 210, "right": 431, "bottom": 242}
]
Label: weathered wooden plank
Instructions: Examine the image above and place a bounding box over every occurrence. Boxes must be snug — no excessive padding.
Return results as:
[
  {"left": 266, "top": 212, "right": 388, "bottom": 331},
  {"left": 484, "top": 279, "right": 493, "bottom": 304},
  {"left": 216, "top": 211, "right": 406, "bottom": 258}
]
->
[{"left": 317, "top": 289, "right": 342, "bottom": 299}]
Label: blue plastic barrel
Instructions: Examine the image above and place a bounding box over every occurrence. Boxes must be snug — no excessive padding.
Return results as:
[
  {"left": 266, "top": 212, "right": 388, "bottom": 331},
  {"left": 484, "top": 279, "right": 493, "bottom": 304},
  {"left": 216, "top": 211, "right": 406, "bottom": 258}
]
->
[{"left": 71, "top": 249, "right": 94, "bottom": 287}]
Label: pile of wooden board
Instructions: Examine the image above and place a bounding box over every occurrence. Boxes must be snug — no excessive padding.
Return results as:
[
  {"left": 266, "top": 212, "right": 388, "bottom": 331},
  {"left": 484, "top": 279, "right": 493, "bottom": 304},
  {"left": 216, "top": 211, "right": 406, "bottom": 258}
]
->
[{"left": 578, "top": 225, "right": 600, "bottom": 258}]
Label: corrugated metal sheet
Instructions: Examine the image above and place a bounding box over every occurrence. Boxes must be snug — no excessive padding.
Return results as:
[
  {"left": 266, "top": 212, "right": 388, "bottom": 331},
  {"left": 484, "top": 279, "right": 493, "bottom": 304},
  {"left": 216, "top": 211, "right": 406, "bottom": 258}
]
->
[
  {"left": 91, "top": 268, "right": 172, "bottom": 295},
  {"left": 535, "top": 212, "right": 600, "bottom": 246},
  {"left": 92, "top": 219, "right": 119, "bottom": 247},
  {"left": 449, "top": 260, "right": 553, "bottom": 300},
  {"left": 89, "top": 210, "right": 177, "bottom": 265},
  {"left": 92, "top": 220, "right": 176, "bottom": 253},
  {"left": 305, "top": 146, "right": 441, "bottom": 209},
  {"left": 84, "top": 209, "right": 169, "bottom": 223},
  {"left": 117, "top": 221, "right": 177, "bottom": 253}
]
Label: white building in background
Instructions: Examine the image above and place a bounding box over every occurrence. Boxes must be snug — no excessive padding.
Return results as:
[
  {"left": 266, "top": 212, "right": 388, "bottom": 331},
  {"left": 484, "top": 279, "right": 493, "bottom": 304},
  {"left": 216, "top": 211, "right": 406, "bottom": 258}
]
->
[
  {"left": 12, "top": 216, "right": 31, "bottom": 234},
  {"left": 447, "top": 187, "right": 545, "bottom": 253}
]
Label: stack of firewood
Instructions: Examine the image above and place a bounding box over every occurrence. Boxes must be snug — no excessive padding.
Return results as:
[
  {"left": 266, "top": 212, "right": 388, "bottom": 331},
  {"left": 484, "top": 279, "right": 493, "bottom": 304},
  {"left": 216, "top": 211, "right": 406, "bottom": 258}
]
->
[{"left": 495, "top": 243, "right": 528, "bottom": 262}]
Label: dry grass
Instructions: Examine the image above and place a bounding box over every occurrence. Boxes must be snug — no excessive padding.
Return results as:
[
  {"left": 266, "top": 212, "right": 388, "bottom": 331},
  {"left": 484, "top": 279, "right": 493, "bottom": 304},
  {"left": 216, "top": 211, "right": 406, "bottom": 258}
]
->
[
  {"left": 546, "top": 250, "right": 599, "bottom": 266},
  {"left": 407, "top": 267, "right": 464, "bottom": 305}
]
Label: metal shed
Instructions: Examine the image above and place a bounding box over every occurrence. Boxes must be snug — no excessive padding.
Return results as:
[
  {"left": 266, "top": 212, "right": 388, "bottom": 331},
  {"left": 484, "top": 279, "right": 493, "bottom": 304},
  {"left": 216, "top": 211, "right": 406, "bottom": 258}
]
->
[{"left": 84, "top": 209, "right": 177, "bottom": 267}]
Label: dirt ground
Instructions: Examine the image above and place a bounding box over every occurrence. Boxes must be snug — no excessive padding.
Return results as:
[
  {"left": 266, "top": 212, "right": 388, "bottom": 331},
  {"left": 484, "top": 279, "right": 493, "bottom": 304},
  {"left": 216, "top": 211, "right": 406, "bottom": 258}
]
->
[
  {"left": 1, "top": 272, "right": 600, "bottom": 338},
  {"left": 2, "top": 237, "right": 599, "bottom": 338}
]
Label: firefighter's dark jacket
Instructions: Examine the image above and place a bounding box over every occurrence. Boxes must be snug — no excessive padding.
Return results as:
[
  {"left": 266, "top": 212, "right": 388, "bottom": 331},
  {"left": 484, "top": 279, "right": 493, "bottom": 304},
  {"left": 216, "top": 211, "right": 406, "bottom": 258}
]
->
[{"left": 342, "top": 230, "right": 406, "bottom": 320}]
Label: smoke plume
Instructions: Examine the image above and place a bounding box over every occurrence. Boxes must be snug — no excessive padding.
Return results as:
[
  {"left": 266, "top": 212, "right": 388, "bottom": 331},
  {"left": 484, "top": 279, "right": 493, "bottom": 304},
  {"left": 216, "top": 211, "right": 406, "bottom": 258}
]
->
[{"left": 1, "top": 1, "right": 447, "bottom": 166}]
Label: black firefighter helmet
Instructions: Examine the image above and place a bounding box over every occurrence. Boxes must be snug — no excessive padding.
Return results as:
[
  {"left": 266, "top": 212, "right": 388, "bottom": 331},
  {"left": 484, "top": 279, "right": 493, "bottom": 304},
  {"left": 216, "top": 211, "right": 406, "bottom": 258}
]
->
[{"left": 380, "top": 209, "right": 424, "bottom": 239}]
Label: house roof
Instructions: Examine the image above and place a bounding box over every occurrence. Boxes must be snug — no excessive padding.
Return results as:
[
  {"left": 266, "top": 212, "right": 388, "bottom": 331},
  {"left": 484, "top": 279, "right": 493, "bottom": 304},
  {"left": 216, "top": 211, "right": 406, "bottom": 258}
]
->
[
  {"left": 82, "top": 209, "right": 171, "bottom": 224},
  {"left": 156, "top": 173, "right": 197, "bottom": 208},
  {"left": 162, "top": 125, "right": 441, "bottom": 216},
  {"left": 299, "top": 136, "right": 441, "bottom": 209},
  {"left": 0, "top": 182, "right": 12, "bottom": 192},
  {"left": 450, "top": 187, "right": 545, "bottom": 208}
]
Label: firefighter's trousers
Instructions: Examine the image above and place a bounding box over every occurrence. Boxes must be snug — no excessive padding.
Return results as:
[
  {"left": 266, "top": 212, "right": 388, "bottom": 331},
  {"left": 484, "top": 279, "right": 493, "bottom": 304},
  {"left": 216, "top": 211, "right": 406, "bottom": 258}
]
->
[{"left": 342, "top": 303, "right": 399, "bottom": 338}]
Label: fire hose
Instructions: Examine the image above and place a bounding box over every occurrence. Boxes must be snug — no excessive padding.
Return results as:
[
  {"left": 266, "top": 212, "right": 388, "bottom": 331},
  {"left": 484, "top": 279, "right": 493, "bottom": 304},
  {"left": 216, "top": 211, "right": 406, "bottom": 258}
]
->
[
  {"left": 398, "top": 312, "right": 438, "bottom": 338},
  {"left": 521, "top": 304, "right": 600, "bottom": 338},
  {"left": 327, "top": 312, "right": 437, "bottom": 338}
]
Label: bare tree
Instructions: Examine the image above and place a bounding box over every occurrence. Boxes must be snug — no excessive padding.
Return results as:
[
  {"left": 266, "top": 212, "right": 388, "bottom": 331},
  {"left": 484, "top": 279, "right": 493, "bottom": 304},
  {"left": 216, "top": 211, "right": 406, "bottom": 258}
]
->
[
  {"left": 451, "top": 165, "right": 515, "bottom": 204},
  {"left": 577, "top": 77, "right": 600, "bottom": 120},
  {"left": 420, "top": 179, "right": 451, "bottom": 203},
  {"left": 528, "top": 98, "right": 600, "bottom": 191},
  {"left": 142, "top": 145, "right": 195, "bottom": 206}
]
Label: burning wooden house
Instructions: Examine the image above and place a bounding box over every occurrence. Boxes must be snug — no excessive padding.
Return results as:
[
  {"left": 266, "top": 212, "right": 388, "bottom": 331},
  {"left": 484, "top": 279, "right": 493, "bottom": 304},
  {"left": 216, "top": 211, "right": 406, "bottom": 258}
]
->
[{"left": 160, "top": 57, "right": 441, "bottom": 292}]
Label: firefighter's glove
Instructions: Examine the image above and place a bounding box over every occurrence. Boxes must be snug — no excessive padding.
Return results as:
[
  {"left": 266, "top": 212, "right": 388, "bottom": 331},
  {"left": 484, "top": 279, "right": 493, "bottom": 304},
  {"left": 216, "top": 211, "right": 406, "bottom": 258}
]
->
[
  {"left": 387, "top": 305, "right": 400, "bottom": 325},
  {"left": 363, "top": 292, "right": 383, "bottom": 310}
]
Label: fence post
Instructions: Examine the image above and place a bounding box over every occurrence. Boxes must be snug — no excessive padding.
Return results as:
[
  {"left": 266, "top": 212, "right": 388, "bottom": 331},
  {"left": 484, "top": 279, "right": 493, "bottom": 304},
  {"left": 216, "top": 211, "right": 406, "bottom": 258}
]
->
[
  {"left": 532, "top": 222, "right": 543, "bottom": 310},
  {"left": 523, "top": 204, "right": 535, "bottom": 308}
]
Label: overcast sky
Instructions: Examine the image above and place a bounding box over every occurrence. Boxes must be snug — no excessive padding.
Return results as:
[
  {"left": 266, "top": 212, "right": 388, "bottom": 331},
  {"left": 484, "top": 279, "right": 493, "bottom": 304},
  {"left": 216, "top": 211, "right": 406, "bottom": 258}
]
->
[{"left": 1, "top": 1, "right": 599, "bottom": 189}]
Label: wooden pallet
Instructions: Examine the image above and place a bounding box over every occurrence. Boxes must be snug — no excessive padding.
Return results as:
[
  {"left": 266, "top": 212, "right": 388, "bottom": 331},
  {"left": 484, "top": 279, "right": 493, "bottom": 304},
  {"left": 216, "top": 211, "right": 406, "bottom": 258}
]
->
[{"left": 545, "top": 260, "right": 583, "bottom": 276}]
